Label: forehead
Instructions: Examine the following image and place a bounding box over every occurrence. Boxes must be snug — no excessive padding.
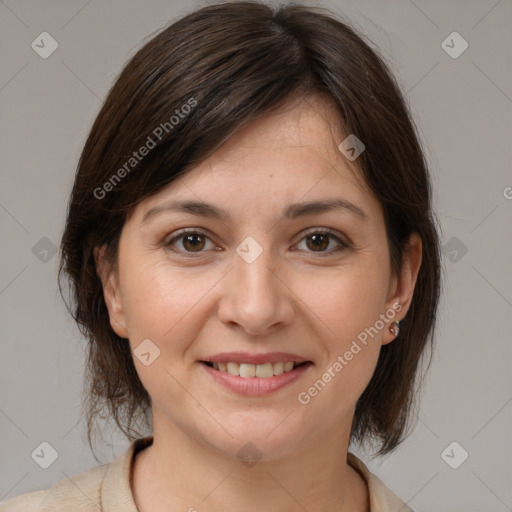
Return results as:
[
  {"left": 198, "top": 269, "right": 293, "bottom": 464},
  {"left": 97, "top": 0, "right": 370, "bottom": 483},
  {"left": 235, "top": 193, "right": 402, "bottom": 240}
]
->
[
  {"left": 133, "top": 95, "right": 380, "bottom": 224},
  {"left": 206, "top": 95, "right": 358, "bottom": 176}
]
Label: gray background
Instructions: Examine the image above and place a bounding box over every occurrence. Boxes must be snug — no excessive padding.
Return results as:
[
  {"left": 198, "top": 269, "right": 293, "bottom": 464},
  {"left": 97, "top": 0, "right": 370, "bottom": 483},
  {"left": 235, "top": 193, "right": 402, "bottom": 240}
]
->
[{"left": 1, "top": 0, "right": 511, "bottom": 510}]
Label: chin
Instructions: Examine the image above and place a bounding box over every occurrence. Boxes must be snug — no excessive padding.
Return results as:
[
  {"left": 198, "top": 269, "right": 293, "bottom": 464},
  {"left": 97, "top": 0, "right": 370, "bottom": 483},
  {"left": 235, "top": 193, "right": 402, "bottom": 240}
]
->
[{"left": 196, "top": 411, "right": 310, "bottom": 461}]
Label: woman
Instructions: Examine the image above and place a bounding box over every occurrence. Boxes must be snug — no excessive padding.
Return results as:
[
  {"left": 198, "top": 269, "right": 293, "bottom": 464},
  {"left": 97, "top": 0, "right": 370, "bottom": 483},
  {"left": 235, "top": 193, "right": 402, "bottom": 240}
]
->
[{"left": 2, "top": 1, "right": 441, "bottom": 510}]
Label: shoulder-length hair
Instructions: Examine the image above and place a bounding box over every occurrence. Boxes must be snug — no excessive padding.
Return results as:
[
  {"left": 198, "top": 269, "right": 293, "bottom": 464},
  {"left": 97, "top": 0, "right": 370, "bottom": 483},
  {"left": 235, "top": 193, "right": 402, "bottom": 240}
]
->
[{"left": 59, "top": 0, "right": 441, "bottom": 456}]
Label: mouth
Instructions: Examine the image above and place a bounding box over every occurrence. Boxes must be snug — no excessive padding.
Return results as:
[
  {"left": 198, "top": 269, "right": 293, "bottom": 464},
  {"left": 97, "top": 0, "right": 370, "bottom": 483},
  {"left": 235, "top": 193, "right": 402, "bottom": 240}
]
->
[
  {"left": 199, "top": 352, "right": 313, "bottom": 395},
  {"left": 201, "top": 360, "right": 310, "bottom": 378}
]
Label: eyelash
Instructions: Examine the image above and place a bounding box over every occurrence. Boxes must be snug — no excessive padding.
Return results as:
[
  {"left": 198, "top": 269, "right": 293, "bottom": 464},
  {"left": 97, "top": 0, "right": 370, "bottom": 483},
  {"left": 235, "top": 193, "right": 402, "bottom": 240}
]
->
[{"left": 164, "top": 228, "right": 350, "bottom": 258}]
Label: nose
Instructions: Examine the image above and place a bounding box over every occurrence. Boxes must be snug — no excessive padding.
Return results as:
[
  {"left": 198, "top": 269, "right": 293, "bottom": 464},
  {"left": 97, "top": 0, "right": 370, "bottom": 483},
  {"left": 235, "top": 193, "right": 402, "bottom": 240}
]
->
[{"left": 217, "top": 242, "right": 296, "bottom": 336}]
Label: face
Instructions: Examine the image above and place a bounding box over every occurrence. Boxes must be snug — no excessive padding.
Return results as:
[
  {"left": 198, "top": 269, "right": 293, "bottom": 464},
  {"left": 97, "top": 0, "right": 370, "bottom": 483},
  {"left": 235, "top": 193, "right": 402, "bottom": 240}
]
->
[{"left": 98, "top": 95, "right": 421, "bottom": 460}]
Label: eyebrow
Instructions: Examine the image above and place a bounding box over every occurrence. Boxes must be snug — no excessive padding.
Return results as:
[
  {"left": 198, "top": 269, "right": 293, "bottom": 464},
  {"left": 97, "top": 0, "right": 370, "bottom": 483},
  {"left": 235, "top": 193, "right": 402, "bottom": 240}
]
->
[{"left": 141, "top": 198, "right": 368, "bottom": 225}]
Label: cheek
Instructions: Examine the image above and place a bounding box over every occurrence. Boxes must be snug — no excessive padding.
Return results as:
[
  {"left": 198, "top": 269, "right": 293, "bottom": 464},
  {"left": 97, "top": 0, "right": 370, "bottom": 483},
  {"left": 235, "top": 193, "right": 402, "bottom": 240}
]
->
[
  {"left": 294, "top": 261, "right": 389, "bottom": 407},
  {"left": 120, "top": 257, "right": 219, "bottom": 351},
  {"left": 300, "top": 259, "right": 390, "bottom": 342},
  {"left": 118, "top": 259, "right": 215, "bottom": 403}
]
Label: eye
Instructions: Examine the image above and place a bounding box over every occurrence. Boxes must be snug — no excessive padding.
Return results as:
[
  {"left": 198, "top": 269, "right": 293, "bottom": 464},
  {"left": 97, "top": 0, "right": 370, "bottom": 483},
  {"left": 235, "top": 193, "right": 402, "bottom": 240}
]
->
[
  {"left": 165, "top": 229, "right": 216, "bottom": 255},
  {"left": 295, "top": 228, "right": 349, "bottom": 255},
  {"left": 165, "top": 227, "right": 349, "bottom": 257}
]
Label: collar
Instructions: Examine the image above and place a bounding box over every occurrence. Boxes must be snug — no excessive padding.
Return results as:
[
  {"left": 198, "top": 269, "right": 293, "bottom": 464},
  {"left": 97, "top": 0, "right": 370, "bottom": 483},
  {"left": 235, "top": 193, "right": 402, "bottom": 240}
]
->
[
  {"left": 100, "top": 435, "right": 153, "bottom": 511},
  {"left": 347, "top": 452, "right": 413, "bottom": 511}
]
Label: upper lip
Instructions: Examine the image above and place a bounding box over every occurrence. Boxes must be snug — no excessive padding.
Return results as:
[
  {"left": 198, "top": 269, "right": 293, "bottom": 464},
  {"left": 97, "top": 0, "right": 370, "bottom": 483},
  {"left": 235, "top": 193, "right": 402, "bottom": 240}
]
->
[{"left": 202, "top": 352, "right": 310, "bottom": 365}]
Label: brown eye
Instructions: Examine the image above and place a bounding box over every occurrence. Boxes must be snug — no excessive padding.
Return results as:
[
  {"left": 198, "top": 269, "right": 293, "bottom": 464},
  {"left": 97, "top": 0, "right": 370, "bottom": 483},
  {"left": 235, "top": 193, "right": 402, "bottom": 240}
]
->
[
  {"left": 296, "top": 229, "right": 349, "bottom": 255},
  {"left": 305, "top": 233, "right": 330, "bottom": 252},
  {"left": 166, "top": 230, "right": 215, "bottom": 255},
  {"left": 182, "top": 233, "right": 206, "bottom": 252}
]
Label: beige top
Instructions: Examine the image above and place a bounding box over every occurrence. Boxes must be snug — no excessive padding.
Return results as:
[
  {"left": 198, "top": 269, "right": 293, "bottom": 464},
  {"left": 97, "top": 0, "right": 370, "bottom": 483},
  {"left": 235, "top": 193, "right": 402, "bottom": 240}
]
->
[{"left": 1, "top": 436, "right": 413, "bottom": 511}]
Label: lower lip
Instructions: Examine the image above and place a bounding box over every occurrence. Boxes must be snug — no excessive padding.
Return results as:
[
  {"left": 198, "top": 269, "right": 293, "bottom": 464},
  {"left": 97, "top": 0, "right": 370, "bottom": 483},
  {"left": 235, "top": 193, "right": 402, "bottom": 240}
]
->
[{"left": 200, "top": 362, "right": 312, "bottom": 396}]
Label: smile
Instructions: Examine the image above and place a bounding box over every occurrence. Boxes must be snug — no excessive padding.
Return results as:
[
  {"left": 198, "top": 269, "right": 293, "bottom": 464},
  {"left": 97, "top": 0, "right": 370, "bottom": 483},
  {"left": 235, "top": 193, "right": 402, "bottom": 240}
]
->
[{"left": 200, "top": 355, "right": 313, "bottom": 396}]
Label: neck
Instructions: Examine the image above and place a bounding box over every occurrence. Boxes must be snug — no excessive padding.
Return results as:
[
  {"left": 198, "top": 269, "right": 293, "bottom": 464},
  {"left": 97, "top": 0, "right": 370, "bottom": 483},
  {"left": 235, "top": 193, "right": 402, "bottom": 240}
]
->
[{"left": 131, "top": 414, "right": 369, "bottom": 512}]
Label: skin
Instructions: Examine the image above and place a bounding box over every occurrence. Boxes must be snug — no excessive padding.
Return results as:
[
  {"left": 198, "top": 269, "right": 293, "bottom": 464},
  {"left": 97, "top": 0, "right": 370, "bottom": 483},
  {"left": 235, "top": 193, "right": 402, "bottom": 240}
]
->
[{"left": 95, "top": 94, "right": 422, "bottom": 512}]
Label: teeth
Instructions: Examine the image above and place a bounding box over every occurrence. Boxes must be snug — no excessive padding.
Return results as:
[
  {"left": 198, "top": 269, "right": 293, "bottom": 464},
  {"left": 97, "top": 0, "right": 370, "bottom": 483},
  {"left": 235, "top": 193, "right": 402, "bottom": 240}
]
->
[
  {"left": 227, "top": 362, "right": 239, "bottom": 376},
  {"left": 255, "top": 362, "right": 273, "bottom": 378},
  {"left": 273, "top": 362, "right": 284, "bottom": 375},
  {"left": 239, "top": 363, "right": 256, "bottom": 378},
  {"left": 211, "top": 361, "right": 299, "bottom": 378}
]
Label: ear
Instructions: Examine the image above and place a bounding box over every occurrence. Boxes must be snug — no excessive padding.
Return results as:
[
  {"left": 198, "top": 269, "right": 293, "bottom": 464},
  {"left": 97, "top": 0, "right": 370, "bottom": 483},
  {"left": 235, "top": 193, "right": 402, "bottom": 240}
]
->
[
  {"left": 381, "top": 233, "right": 422, "bottom": 345},
  {"left": 93, "top": 245, "right": 129, "bottom": 339}
]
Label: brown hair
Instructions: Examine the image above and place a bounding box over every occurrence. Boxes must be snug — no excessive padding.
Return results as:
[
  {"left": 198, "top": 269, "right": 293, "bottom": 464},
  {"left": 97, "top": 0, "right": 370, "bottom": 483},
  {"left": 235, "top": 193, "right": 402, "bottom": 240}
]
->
[{"left": 59, "top": 0, "right": 441, "bottom": 456}]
